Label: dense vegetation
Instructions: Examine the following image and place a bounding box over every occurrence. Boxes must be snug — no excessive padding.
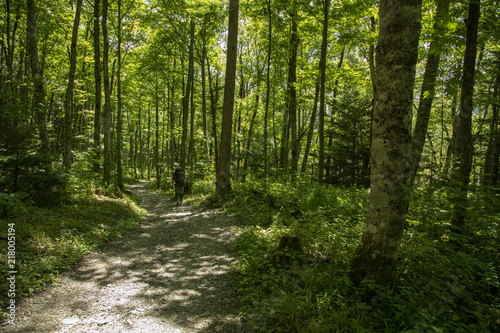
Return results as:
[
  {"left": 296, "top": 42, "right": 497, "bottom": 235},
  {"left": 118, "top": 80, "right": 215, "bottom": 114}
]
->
[
  {"left": 209, "top": 178, "right": 499, "bottom": 332},
  {"left": 1, "top": 0, "right": 499, "bottom": 330}
]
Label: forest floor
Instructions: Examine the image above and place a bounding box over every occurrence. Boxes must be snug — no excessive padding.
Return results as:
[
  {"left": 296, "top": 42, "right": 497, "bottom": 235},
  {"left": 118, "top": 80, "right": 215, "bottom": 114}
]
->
[{"left": 2, "top": 181, "right": 245, "bottom": 333}]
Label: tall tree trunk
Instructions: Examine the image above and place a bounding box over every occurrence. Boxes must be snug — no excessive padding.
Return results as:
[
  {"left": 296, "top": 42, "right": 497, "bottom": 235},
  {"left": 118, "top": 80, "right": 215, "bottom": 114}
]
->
[
  {"left": 116, "top": 0, "right": 123, "bottom": 189},
  {"left": 409, "top": 0, "right": 450, "bottom": 187},
  {"left": 155, "top": 71, "right": 161, "bottom": 189},
  {"left": 201, "top": 41, "right": 210, "bottom": 161},
  {"left": 147, "top": 106, "right": 151, "bottom": 179},
  {"left": 482, "top": 54, "right": 500, "bottom": 187},
  {"left": 243, "top": 63, "right": 262, "bottom": 181},
  {"left": 318, "top": 0, "right": 329, "bottom": 183},
  {"left": 189, "top": 75, "right": 196, "bottom": 176},
  {"left": 181, "top": 20, "right": 195, "bottom": 169},
  {"left": 4, "top": 0, "right": 21, "bottom": 94},
  {"left": 301, "top": 79, "right": 320, "bottom": 175},
  {"left": 216, "top": 0, "right": 239, "bottom": 194},
  {"left": 350, "top": 0, "right": 422, "bottom": 285},
  {"left": 263, "top": 0, "right": 272, "bottom": 179},
  {"left": 325, "top": 47, "right": 345, "bottom": 183},
  {"left": 134, "top": 121, "right": 138, "bottom": 178},
  {"left": 207, "top": 55, "right": 219, "bottom": 170},
  {"left": 93, "top": 0, "right": 101, "bottom": 173},
  {"left": 26, "top": 0, "right": 50, "bottom": 158},
  {"left": 444, "top": 89, "right": 459, "bottom": 174},
  {"left": 139, "top": 107, "right": 144, "bottom": 178},
  {"left": 279, "top": 9, "right": 298, "bottom": 179},
  {"left": 102, "top": 0, "right": 112, "bottom": 185},
  {"left": 289, "top": 17, "right": 299, "bottom": 180},
  {"left": 450, "top": 0, "right": 480, "bottom": 231},
  {"left": 170, "top": 59, "right": 176, "bottom": 165},
  {"left": 64, "top": 0, "right": 83, "bottom": 172}
]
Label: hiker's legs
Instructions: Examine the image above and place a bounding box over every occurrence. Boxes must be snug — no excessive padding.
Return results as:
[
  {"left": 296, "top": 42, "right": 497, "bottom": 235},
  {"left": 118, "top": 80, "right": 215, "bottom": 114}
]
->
[
  {"left": 175, "top": 186, "right": 182, "bottom": 204},
  {"left": 178, "top": 186, "right": 185, "bottom": 204},
  {"left": 175, "top": 186, "right": 185, "bottom": 205}
]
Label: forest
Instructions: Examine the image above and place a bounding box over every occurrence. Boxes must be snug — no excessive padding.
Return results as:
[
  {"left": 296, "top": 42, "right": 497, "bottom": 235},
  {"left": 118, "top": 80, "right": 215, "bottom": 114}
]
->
[{"left": 1, "top": 0, "right": 499, "bottom": 331}]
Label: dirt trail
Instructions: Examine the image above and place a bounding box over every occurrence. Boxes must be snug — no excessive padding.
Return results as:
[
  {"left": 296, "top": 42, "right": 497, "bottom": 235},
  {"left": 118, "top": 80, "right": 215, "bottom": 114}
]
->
[{"left": 2, "top": 181, "right": 244, "bottom": 333}]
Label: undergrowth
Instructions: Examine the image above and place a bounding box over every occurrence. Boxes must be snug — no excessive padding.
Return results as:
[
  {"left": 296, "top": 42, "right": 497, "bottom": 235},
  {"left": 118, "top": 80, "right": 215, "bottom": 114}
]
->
[
  {"left": 215, "top": 178, "right": 499, "bottom": 332},
  {"left": 0, "top": 173, "right": 146, "bottom": 321}
]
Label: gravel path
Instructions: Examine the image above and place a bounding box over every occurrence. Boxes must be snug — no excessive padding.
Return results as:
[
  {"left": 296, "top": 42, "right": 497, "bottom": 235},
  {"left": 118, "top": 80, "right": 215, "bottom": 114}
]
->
[{"left": 2, "top": 181, "right": 244, "bottom": 333}]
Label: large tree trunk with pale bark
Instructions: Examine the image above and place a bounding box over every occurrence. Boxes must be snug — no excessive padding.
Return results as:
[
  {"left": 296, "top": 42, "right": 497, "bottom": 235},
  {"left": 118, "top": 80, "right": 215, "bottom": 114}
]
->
[{"left": 350, "top": 0, "right": 422, "bottom": 285}]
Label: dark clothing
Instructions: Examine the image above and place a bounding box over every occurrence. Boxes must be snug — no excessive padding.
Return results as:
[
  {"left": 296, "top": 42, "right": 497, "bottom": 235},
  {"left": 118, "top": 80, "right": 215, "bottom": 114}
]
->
[
  {"left": 172, "top": 168, "right": 186, "bottom": 205},
  {"left": 172, "top": 169, "right": 186, "bottom": 187}
]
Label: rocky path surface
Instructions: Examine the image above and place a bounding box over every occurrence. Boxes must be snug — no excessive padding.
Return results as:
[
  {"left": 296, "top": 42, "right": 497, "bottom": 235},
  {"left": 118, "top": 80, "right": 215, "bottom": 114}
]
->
[{"left": 3, "top": 181, "right": 243, "bottom": 333}]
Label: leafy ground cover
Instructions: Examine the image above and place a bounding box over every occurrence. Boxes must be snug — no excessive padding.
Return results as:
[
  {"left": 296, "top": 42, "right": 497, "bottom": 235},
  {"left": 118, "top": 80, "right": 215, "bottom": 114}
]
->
[
  {"left": 208, "top": 178, "right": 499, "bottom": 332},
  {"left": 0, "top": 179, "right": 146, "bottom": 320}
]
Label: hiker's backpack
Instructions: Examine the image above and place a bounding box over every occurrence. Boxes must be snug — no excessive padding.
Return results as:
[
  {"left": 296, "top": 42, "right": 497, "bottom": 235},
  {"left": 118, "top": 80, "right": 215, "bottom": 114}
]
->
[{"left": 174, "top": 170, "right": 186, "bottom": 187}]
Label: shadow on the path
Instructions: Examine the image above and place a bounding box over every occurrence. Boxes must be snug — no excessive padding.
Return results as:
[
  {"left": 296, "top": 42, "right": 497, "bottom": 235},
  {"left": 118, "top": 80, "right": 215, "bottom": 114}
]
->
[{"left": 70, "top": 181, "right": 243, "bottom": 332}]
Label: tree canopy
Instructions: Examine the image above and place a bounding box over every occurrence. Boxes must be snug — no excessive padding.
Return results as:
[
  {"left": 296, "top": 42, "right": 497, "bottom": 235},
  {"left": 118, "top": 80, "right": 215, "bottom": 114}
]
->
[{"left": 1, "top": 0, "right": 499, "bottom": 281}]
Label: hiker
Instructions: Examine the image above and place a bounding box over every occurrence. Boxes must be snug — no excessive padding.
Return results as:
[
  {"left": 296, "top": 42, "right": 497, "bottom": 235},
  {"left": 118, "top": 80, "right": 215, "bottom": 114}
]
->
[{"left": 172, "top": 166, "right": 186, "bottom": 205}]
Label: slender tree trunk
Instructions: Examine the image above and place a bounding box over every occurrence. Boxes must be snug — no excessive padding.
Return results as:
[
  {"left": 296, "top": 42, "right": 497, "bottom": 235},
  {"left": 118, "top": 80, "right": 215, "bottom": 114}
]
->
[
  {"left": 350, "top": 0, "right": 422, "bottom": 285},
  {"left": 189, "top": 75, "right": 196, "bottom": 176},
  {"left": 301, "top": 79, "right": 320, "bottom": 175},
  {"left": 181, "top": 20, "right": 195, "bottom": 169},
  {"left": 263, "top": 0, "right": 272, "bottom": 178},
  {"left": 102, "top": 0, "right": 112, "bottom": 185},
  {"left": 139, "top": 107, "right": 144, "bottom": 178},
  {"left": 444, "top": 90, "right": 459, "bottom": 174},
  {"left": 243, "top": 67, "right": 262, "bottom": 181},
  {"left": 279, "top": 10, "right": 298, "bottom": 178},
  {"left": 170, "top": 59, "right": 176, "bottom": 164},
  {"left": 450, "top": 0, "right": 480, "bottom": 231},
  {"left": 147, "top": 106, "right": 151, "bottom": 179},
  {"left": 202, "top": 42, "right": 210, "bottom": 161},
  {"left": 318, "top": 0, "right": 329, "bottom": 182},
  {"left": 207, "top": 55, "right": 219, "bottom": 170},
  {"left": 155, "top": 71, "right": 161, "bottom": 189},
  {"left": 93, "top": 0, "right": 101, "bottom": 173},
  {"left": 117, "top": 0, "right": 123, "bottom": 189},
  {"left": 409, "top": 0, "right": 450, "bottom": 187},
  {"left": 64, "top": 0, "right": 83, "bottom": 172},
  {"left": 325, "top": 47, "right": 345, "bottom": 183},
  {"left": 26, "top": 0, "right": 50, "bottom": 158},
  {"left": 235, "top": 51, "right": 245, "bottom": 180},
  {"left": 289, "top": 17, "right": 299, "bottom": 180},
  {"left": 482, "top": 54, "right": 500, "bottom": 187},
  {"left": 216, "top": 0, "right": 239, "bottom": 194},
  {"left": 134, "top": 122, "right": 138, "bottom": 178}
]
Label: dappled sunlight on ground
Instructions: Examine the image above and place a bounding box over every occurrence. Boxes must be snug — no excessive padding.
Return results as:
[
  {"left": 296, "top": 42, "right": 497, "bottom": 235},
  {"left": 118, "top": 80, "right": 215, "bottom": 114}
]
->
[{"left": 4, "top": 181, "right": 243, "bottom": 333}]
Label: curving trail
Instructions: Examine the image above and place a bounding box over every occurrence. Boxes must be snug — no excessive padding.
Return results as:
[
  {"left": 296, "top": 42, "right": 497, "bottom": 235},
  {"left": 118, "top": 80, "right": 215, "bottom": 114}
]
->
[{"left": 3, "top": 181, "right": 243, "bottom": 333}]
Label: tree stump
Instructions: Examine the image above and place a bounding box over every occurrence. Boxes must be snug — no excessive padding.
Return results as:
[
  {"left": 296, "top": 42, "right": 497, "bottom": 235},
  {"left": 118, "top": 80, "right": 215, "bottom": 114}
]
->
[{"left": 274, "top": 235, "right": 303, "bottom": 267}]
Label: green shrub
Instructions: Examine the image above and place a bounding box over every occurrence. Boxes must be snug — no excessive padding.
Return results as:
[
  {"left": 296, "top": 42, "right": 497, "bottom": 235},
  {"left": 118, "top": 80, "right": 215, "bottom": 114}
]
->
[{"left": 0, "top": 192, "right": 30, "bottom": 218}]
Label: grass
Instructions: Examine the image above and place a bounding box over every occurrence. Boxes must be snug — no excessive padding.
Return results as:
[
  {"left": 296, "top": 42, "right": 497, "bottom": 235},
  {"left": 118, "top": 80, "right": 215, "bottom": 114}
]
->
[
  {"left": 0, "top": 187, "right": 146, "bottom": 320},
  {"left": 207, "top": 178, "right": 500, "bottom": 332}
]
